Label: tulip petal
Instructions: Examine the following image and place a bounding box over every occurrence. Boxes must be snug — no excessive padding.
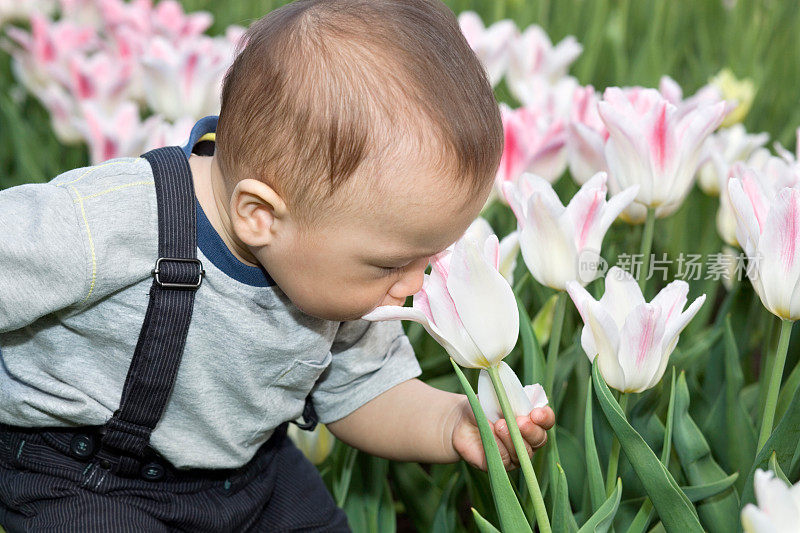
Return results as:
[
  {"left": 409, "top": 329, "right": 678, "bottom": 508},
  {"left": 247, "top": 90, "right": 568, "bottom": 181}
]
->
[
  {"left": 597, "top": 184, "right": 640, "bottom": 238},
  {"left": 755, "top": 187, "right": 800, "bottom": 320},
  {"left": 650, "top": 279, "right": 690, "bottom": 326},
  {"left": 447, "top": 235, "right": 519, "bottom": 366},
  {"left": 477, "top": 369, "right": 503, "bottom": 423},
  {"left": 477, "top": 362, "right": 540, "bottom": 424},
  {"left": 740, "top": 505, "right": 777, "bottom": 533},
  {"left": 567, "top": 281, "right": 626, "bottom": 390},
  {"left": 646, "top": 294, "right": 706, "bottom": 390},
  {"left": 564, "top": 172, "right": 607, "bottom": 249},
  {"left": 728, "top": 175, "right": 762, "bottom": 256},
  {"left": 524, "top": 384, "right": 549, "bottom": 408},
  {"left": 498, "top": 231, "right": 520, "bottom": 284},
  {"left": 599, "top": 267, "right": 646, "bottom": 330},
  {"left": 519, "top": 190, "right": 578, "bottom": 290},
  {"left": 424, "top": 270, "right": 487, "bottom": 367},
  {"left": 362, "top": 302, "right": 473, "bottom": 368},
  {"left": 497, "top": 361, "right": 535, "bottom": 417},
  {"left": 586, "top": 300, "right": 627, "bottom": 391},
  {"left": 752, "top": 469, "right": 800, "bottom": 530},
  {"left": 618, "top": 303, "right": 666, "bottom": 393}
]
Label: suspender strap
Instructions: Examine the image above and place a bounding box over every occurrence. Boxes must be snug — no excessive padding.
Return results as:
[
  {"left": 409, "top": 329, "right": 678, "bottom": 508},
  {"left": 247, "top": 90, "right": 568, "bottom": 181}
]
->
[{"left": 101, "top": 146, "right": 204, "bottom": 459}]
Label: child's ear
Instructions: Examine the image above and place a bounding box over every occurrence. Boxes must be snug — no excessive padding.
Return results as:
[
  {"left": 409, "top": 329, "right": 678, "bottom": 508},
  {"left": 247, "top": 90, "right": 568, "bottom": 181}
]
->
[{"left": 229, "top": 179, "right": 288, "bottom": 247}]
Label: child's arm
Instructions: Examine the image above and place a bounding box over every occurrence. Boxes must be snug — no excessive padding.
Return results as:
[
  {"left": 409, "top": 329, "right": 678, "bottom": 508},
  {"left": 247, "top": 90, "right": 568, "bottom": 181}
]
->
[
  {"left": 0, "top": 182, "right": 90, "bottom": 333},
  {"left": 326, "top": 377, "right": 554, "bottom": 470}
]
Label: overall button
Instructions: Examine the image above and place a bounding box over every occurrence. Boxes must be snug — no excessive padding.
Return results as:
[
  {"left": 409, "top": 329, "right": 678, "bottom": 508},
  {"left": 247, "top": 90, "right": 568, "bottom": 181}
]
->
[
  {"left": 69, "top": 434, "right": 95, "bottom": 459},
  {"left": 141, "top": 462, "right": 165, "bottom": 481}
]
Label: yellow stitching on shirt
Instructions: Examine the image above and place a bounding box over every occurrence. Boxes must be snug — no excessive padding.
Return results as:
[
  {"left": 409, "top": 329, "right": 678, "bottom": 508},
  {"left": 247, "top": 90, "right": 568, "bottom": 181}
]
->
[
  {"left": 75, "top": 181, "right": 154, "bottom": 202},
  {"left": 70, "top": 186, "right": 97, "bottom": 303},
  {"left": 58, "top": 160, "right": 133, "bottom": 187}
]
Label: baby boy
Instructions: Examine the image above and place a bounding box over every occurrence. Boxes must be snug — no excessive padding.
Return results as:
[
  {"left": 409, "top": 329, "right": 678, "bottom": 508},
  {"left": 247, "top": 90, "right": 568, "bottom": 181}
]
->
[{"left": 0, "top": 0, "right": 554, "bottom": 530}]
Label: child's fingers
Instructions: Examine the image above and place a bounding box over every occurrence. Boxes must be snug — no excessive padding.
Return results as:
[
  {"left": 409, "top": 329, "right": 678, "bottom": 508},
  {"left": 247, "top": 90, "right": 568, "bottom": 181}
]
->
[
  {"left": 494, "top": 419, "right": 532, "bottom": 467},
  {"left": 531, "top": 406, "right": 555, "bottom": 430},
  {"left": 518, "top": 416, "right": 548, "bottom": 450}
]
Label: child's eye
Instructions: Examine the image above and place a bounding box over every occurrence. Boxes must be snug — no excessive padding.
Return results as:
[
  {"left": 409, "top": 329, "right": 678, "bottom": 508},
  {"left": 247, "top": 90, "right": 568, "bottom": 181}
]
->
[{"left": 379, "top": 265, "right": 404, "bottom": 274}]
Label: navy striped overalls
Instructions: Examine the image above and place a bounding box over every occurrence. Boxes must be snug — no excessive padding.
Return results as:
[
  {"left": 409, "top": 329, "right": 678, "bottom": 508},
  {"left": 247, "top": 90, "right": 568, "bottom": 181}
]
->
[{"left": 0, "top": 146, "right": 350, "bottom": 532}]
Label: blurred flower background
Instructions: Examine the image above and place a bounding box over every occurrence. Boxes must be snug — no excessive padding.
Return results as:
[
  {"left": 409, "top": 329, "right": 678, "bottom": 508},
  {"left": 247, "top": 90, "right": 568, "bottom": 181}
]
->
[{"left": 3, "top": 0, "right": 800, "bottom": 532}]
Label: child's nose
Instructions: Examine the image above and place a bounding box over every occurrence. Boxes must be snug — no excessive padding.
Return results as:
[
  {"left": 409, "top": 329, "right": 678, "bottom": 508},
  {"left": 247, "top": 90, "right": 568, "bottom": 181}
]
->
[{"left": 388, "top": 261, "right": 426, "bottom": 300}]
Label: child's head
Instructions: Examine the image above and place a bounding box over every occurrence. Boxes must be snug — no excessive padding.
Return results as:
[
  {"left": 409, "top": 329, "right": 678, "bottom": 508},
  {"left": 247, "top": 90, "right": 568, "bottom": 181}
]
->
[{"left": 215, "top": 0, "right": 503, "bottom": 321}]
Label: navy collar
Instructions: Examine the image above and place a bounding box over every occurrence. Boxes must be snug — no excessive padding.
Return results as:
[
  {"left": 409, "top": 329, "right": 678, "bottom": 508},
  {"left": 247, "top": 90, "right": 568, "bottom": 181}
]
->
[{"left": 182, "top": 116, "right": 275, "bottom": 288}]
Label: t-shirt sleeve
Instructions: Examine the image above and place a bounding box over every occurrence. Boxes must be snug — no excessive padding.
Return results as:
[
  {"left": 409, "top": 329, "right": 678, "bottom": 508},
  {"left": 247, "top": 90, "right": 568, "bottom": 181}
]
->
[
  {"left": 311, "top": 318, "right": 422, "bottom": 424},
  {"left": 0, "top": 182, "right": 90, "bottom": 333}
]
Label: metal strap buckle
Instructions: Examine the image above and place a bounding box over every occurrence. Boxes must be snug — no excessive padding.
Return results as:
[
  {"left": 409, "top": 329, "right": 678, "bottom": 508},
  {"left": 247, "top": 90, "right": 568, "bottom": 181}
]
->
[{"left": 152, "top": 257, "right": 205, "bottom": 289}]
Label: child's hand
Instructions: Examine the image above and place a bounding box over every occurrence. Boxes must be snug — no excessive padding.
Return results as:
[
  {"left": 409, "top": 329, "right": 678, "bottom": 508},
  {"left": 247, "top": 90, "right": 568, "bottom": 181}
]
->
[{"left": 451, "top": 397, "right": 555, "bottom": 471}]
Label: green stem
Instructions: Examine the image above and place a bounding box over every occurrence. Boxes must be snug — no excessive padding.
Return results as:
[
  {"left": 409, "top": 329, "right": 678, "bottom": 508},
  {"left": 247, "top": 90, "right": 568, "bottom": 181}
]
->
[
  {"left": 493, "top": 0, "right": 506, "bottom": 21},
  {"left": 757, "top": 319, "right": 794, "bottom": 453},
  {"left": 544, "top": 292, "right": 567, "bottom": 395},
  {"left": 638, "top": 207, "right": 656, "bottom": 295},
  {"left": 514, "top": 271, "right": 531, "bottom": 295},
  {"left": 488, "top": 365, "right": 551, "bottom": 533},
  {"left": 605, "top": 393, "right": 629, "bottom": 495}
]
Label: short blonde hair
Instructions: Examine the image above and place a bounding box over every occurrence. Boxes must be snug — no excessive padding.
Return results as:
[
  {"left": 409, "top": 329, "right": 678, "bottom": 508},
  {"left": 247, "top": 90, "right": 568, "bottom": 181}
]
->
[{"left": 216, "top": 0, "right": 502, "bottom": 227}]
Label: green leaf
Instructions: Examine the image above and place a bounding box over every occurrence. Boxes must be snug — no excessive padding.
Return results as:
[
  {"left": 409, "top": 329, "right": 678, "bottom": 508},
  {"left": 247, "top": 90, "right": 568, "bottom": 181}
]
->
[
  {"left": 591, "top": 360, "right": 702, "bottom": 532},
  {"left": 431, "top": 472, "right": 460, "bottom": 533},
  {"left": 624, "top": 500, "right": 654, "bottom": 533},
  {"left": 450, "top": 360, "right": 532, "bottom": 533},
  {"left": 723, "top": 315, "right": 757, "bottom": 489},
  {"left": 472, "top": 508, "right": 502, "bottom": 533},
  {"left": 673, "top": 372, "right": 740, "bottom": 533},
  {"left": 334, "top": 445, "right": 358, "bottom": 507},
  {"left": 533, "top": 294, "right": 559, "bottom": 346},
  {"left": 461, "top": 462, "right": 499, "bottom": 529},
  {"left": 517, "top": 295, "right": 546, "bottom": 387},
  {"left": 389, "top": 462, "right": 440, "bottom": 531},
  {"left": 769, "top": 452, "right": 791, "bottom": 486},
  {"left": 578, "top": 478, "right": 622, "bottom": 533},
  {"left": 552, "top": 463, "right": 579, "bottom": 533},
  {"left": 378, "top": 478, "right": 397, "bottom": 533},
  {"left": 584, "top": 380, "right": 606, "bottom": 513},
  {"left": 671, "top": 328, "right": 723, "bottom": 369},
  {"left": 681, "top": 473, "right": 740, "bottom": 502},
  {"left": 627, "top": 370, "right": 678, "bottom": 533},
  {"left": 661, "top": 369, "right": 676, "bottom": 465}
]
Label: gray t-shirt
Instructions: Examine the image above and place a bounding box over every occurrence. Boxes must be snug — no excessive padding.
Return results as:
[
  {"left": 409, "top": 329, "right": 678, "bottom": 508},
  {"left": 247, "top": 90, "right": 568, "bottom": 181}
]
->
[{"left": 0, "top": 156, "right": 421, "bottom": 469}]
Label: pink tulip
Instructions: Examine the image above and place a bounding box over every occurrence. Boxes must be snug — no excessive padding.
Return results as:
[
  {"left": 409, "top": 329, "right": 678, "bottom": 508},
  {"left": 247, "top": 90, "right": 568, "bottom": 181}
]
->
[
  {"left": 567, "top": 85, "right": 609, "bottom": 185},
  {"left": 5, "top": 14, "right": 96, "bottom": 92},
  {"left": 31, "top": 83, "right": 83, "bottom": 144},
  {"left": 477, "top": 362, "right": 547, "bottom": 424},
  {"left": 715, "top": 150, "right": 784, "bottom": 246},
  {"left": 78, "top": 100, "right": 158, "bottom": 163},
  {"left": 458, "top": 11, "right": 516, "bottom": 88},
  {"left": 506, "top": 24, "right": 582, "bottom": 104},
  {"left": 464, "top": 217, "right": 520, "bottom": 285},
  {"left": 503, "top": 172, "right": 638, "bottom": 290},
  {"left": 774, "top": 127, "right": 800, "bottom": 169},
  {"left": 143, "top": 115, "right": 195, "bottom": 152},
  {"left": 151, "top": 0, "right": 212, "bottom": 40},
  {"left": 66, "top": 51, "right": 130, "bottom": 105},
  {"left": 697, "top": 124, "right": 769, "bottom": 196},
  {"left": 141, "top": 36, "right": 229, "bottom": 120},
  {"left": 598, "top": 87, "right": 727, "bottom": 222},
  {"left": 658, "top": 75, "right": 728, "bottom": 118},
  {"left": 728, "top": 164, "right": 800, "bottom": 320},
  {"left": 363, "top": 232, "right": 519, "bottom": 369},
  {"left": 567, "top": 267, "right": 706, "bottom": 393},
  {"left": 496, "top": 103, "right": 567, "bottom": 192}
]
